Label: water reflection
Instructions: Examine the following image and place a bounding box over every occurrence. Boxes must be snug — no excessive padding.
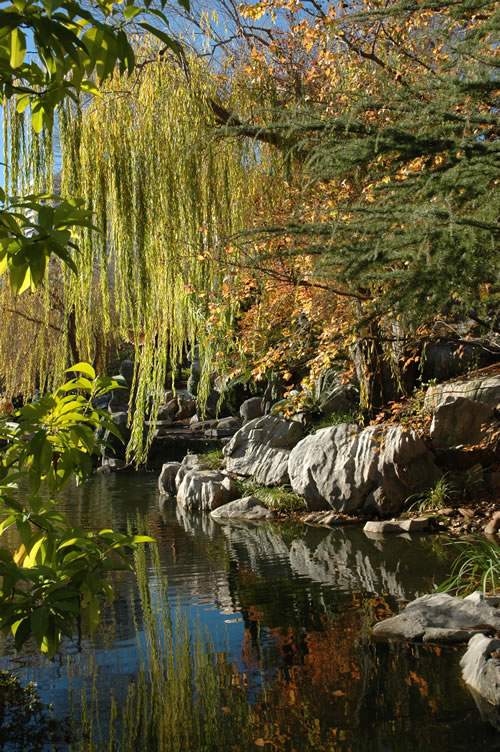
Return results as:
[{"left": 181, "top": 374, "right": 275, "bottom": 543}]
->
[{"left": 0, "top": 473, "right": 497, "bottom": 751}]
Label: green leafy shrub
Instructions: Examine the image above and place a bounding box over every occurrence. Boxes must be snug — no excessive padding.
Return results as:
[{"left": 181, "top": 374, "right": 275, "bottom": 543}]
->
[{"left": 0, "top": 363, "right": 153, "bottom": 658}]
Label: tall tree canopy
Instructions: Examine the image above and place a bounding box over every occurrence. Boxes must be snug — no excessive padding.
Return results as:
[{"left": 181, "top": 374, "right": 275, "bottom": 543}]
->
[{"left": 1, "top": 0, "right": 498, "bottom": 451}]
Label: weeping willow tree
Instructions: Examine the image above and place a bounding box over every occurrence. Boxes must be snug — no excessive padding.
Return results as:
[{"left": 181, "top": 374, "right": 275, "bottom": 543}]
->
[{"left": 2, "top": 40, "right": 274, "bottom": 460}]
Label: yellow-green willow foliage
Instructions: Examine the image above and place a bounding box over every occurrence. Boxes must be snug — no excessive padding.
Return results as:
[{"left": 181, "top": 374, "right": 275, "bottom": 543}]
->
[
  {"left": 50, "top": 43, "right": 268, "bottom": 461},
  {"left": 1, "top": 104, "right": 67, "bottom": 396}
]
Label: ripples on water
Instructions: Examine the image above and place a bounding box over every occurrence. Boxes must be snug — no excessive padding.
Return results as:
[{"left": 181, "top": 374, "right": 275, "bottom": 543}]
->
[{"left": 0, "top": 473, "right": 498, "bottom": 751}]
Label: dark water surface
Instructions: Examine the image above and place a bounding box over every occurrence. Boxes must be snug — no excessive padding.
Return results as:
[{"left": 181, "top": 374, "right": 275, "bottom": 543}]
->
[{"left": 1, "top": 473, "right": 498, "bottom": 751}]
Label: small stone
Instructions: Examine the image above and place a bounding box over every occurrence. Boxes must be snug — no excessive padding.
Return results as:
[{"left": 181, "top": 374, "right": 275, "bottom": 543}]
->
[
  {"left": 303, "top": 512, "right": 324, "bottom": 524},
  {"left": 210, "top": 496, "right": 276, "bottom": 521},
  {"left": 363, "top": 517, "right": 429, "bottom": 535},
  {"left": 458, "top": 507, "right": 475, "bottom": 519},
  {"left": 441, "top": 507, "right": 456, "bottom": 516},
  {"left": 484, "top": 511, "right": 500, "bottom": 536}
]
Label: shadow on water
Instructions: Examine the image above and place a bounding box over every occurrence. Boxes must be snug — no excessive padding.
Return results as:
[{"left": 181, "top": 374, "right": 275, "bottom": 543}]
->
[{"left": 0, "top": 473, "right": 498, "bottom": 751}]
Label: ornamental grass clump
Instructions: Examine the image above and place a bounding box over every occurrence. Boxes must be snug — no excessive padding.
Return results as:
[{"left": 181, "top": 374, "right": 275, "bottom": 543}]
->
[
  {"left": 406, "top": 474, "right": 455, "bottom": 514},
  {"left": 438, "top": 537, "right": 500, "bottom": 597}
]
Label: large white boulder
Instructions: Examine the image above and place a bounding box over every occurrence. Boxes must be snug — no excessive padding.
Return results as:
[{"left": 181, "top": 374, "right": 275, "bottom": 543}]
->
[
  {"left": 175, "top": 454, "right": 209, "bottom": 490},
  {"left": 424, "top": 374, "right": 500, "bottom": 412},
  {"left": 176, "top": 469, "right": 237, "bottom": 512},
  {"left": 288, "top": 423, "right": 440, "bottom": 515},
  {"left": 223, "top": 415, "right": 304, "bottom": 486},
  {"left": 158, "top": 462, "right": 182, "bottom": 496},
  {"left": 424, "top": 375, "right": 500, "bottom": 448}
]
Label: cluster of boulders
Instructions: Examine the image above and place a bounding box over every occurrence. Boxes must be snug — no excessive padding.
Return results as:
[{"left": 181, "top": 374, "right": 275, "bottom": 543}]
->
[
  {"left": 105, "top": 360, "right": 499, "bottom": 529},
  {"left": 158, "top": 453, "right": 276, "bottom": 520},
  {"left": 150, "top": 370, "right": 500, "bottom": 527}
]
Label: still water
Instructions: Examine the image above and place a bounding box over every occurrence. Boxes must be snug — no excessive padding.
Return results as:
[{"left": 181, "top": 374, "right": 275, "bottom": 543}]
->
[{"left": 0, "top": 473, "right": 498, "bottom": 751}]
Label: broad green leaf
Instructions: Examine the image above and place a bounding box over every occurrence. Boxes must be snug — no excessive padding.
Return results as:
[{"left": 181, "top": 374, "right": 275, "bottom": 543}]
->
[
  {"left": 130, "top": 535, "right": 155, "bottom": 544},
  {"left": 41, "top": 624, "right": 58, "bottom": 658},
  {"left": 0, "top": 515, "right": 16, "bottom": 535},
  {"left": 30, "top": 606, "right": 50, "bottom": 647},
  {"left": 12, "top": 617, "right": 31, "bottom": 652},
  {"left": 65, "top": 362, "right": 96, "bottom": 379},
  {"left": 138, "top": 22, "right": 180, "bottom": 55},
  {"left": 79, "top": 78, "right": 101, "bottom": 95},
  {"left": 85, "top": 596, "right": 100, "bottom": 634},
  {"left": 24, "top": 535, "right": 46, "bottom": 567},
  {"left": 38, "top": 205, "right": 54, "bottom": 230},
  {"left": 9, "top": 28, "right": 26, "bottom": 68},
  {"left": 31, "top": 105, "right": 44, "bottom": 134},
  {"left": 27, "top": 247, "right": 47, "bottom": 287},
  {"left": 57, "top": 537, "right": 81, "bottom": 549},
  {"left": 8, "top": 261, "right": 30, "bottom": 296},
  {"left": 123, "top": 5, "right": 141, "bottom": 19},
  {"left": 16, "top": 93, "right": 31, "bottom": 113}
]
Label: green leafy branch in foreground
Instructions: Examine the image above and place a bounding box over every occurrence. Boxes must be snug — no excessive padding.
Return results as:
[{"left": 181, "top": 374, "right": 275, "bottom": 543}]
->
[
  {"left": 0, "top": 0, "right": 189, "bottom": 295},
  {"left": 0, "top": 363, "right": 153, "bottom": 658},
  {"left": 0, "top": 189, "right": 97, "bottom": 295}
]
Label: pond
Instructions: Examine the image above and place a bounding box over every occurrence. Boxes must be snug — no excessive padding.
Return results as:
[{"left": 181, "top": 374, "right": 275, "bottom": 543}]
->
[{"left": 0, "top": 472, "right": 498, "bottom": 751}]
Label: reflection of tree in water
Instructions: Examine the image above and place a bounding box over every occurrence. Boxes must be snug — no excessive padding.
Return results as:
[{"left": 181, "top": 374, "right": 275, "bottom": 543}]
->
[
  {"left": 228, "top": 611, "right": 499, "bottom": 752},
  {"left": 221, "top": 550, "right": 497, "bottom": 752}
]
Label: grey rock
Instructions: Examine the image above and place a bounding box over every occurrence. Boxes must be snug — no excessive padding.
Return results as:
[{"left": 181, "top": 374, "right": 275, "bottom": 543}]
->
[
  {"left": 429, "top": 396, "right": 494, "bottom": 447},
  {"left": 119, "top": 359, "right": 135, "bottom": 385},
  {"left": 210, "top": 496, "right": 276, "bottom": 521},
  {"left": 175, "top": 454, "right": 208, "bottom": 489},
  {"left": 93, "top": 393, "right": 111, "bottom": 411},
  {"left": 176, "top": 469, "right": 237, "bottom": 512},
  {"left": 108, "top": 388, "right": 131, "bottom": 414},
  {"left": 190, "top": 419, "right": 218, "bottom": 432},
  {"left": 289, "top": 424, "right": 440, "bottom": 515},
  {"left": 100, "top": 457, "right": 126, "bottom": 471},
  {"left": 484, "top": 511, "right": 500, "bottom": 536},
  {"left": 363, "top": 487, "right": 400, "bottom": 518},
  {"left": 158, "top": 462, "right": 181, "bottom": 496},
  {"left": 373, "top": 592, "right": 500, "bottom": 641},
  {"left": 461, "top": 634, "right": 500, "bottom": 706},
  {"left": 216, "top": 416, "right": 242, "bottom": 431},
  {"left": 204, "top": 415, "right": 242, "bottom": 438},
  {"left": 157, "top": 404, "right": 175, "bottom": 422},
  {"left": 224, "top": 415, "right": 304, "bottom": 486},
  {"left": 101, "top": 411, "right": 130, "bottom": 460},
  {"left": 240, "top": 397, "right": 264, "bottom": 425},
  {"left": 422, "top": 628, "right": 472, "bottom": 643},
  {"left": 205, "top": 428, "right": 238, "bottom": 439},
  {"left": 363, "top": 518, "right": 430, "bottom": 535},
  {"left": 109, "top": 411, "right": 129, "bottom": 431},
  {"left": 163, "top": 399, "right": 179, "bottom": 420},
  {"left": 424, "top": 374, "right": 500, "bottom": 412},
  {"left": 176, "top": 395, "right": 197, "bottom": 421}
]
